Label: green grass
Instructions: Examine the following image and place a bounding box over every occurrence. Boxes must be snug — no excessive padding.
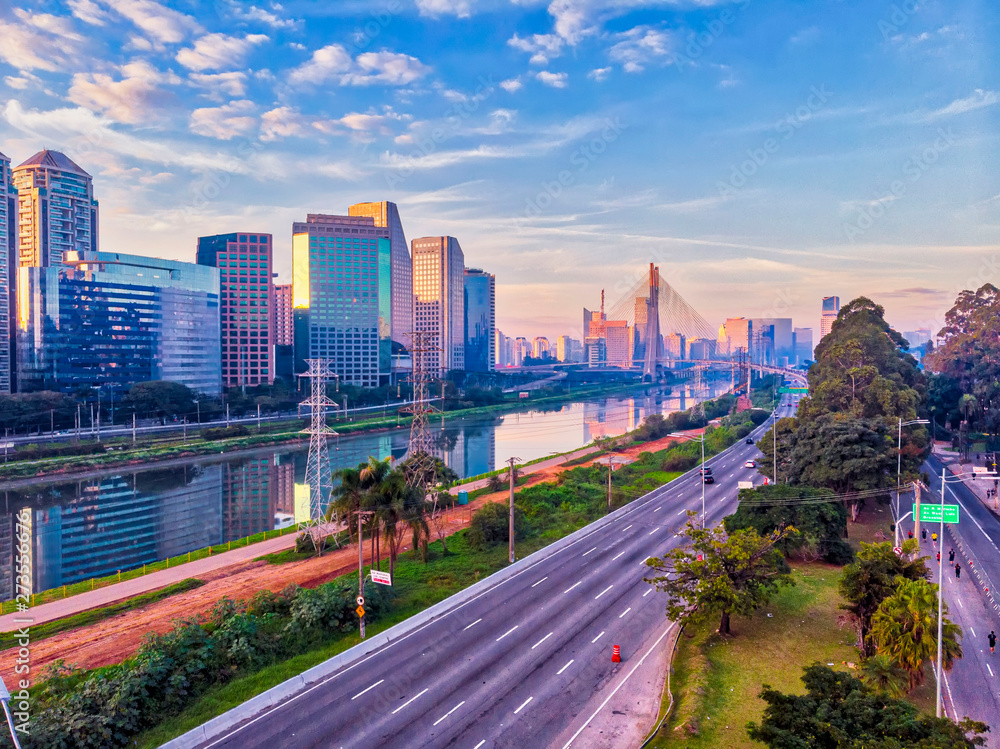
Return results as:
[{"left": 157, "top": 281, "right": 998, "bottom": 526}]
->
[
  {"left": 650, "top": 562, "right": 858, "bottom": 748},
  {"left": 0, "top": 579, "right": 204, "bottom": 650},
  {"left": 130, "top": 532, "right": 556, "bottom": 749}
]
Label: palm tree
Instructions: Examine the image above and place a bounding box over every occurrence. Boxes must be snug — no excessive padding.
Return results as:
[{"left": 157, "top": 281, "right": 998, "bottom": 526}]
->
[
  {"left": 858, "top": 653, "right": 908, "bottom": 698},
  {"left": 330, "top": 466, "right": 364, "bottom": 543},
  {"left": 870, "top": 578, "right": 962, "bottom": 689},
  {"left": 374, "top": 470, "right": 422, "bottom": 578},
  {"left": 405, "top": 489, "right": 431, "bottom": 562}
]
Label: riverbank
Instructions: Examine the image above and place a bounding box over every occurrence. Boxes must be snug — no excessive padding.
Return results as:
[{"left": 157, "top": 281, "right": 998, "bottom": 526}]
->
[{"left": 0, "top": 379, "right": 676, "bottom": 483}]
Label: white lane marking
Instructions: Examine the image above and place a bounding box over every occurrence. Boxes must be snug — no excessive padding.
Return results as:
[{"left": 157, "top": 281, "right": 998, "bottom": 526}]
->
[
  {"left": 464, "top": 618, "right": 482, "bottom": 631},
  {"left": 622, "top": 524, "right": 633, "bottom": 532},
  {"left": 351, "top": 679, "right": 384, "bottom": 700},
  {"left": 474, "top": 742, "right": 486, "bottom": 749},
  {"left": 612, "top": 551, "right": 626, "bottom": 561},
  {"left": 433, "top": 700, "right": 466, "bottom": 726},
  {"left": 643, "top": 588, "right": 652, "bottom": 597},
  {"left": 531, "top": 576, "right": 548, "bottom": 588},
  {"left": 641, "top": 557, "right": 651, "bottom": 566},
  {"left": 648, "top": 528, "right": 659, "bottom": 536},
  {"left": 958, "top": 599, "right": 964, "bottom": 608},
  {"left": 391, "top": 688, "right": 429, "bottom": 715},
  {"left": 989, "top": 663, "right": 995, "bottom": 677},
  {"left": 596, "top": 585, "right": 614, "bottom": 599},
  {"left": 564, "top": 581, "right": 583, "bottom": 594},
  {"left": 514, "top": 696, "right": 533, "bottom": 715},
  {"left": 561, "top": 623, "right": 677, "bottom": 749},
  {"left": 971, "top": 626, "right": 977, "bottom": 638},
  {"left": 619, "top": 607, "right": 632, "bottom": 618},
  {"left": 496, "top": 626, "right": 518, "bottom": 642},
  {"left": 592, "top": 631, "right": 605, "bottom": 644},
  {"left": 557, "top": 659, "right": 574, "bottom": 675},
  {"left": 583, "top": 547, "right": 598, "bottom": 557},
  {"left": 532, "top": 632, "right": 554, "bottom": 650},
  {"left": 654, "top": 506, "right": 662, "bottom": 512}
]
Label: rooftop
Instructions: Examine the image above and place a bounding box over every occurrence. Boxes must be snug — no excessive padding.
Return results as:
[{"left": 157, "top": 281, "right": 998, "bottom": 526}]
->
[{"left": 16, "top": 150, "right": 91, "bottom": 177}]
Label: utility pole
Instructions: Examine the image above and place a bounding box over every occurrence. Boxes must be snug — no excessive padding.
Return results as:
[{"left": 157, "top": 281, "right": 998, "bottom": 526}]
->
[
  {"left": 508, "top": 456, "right": 521, "bottom": 564},
  {"left": 607, "top": 454, "right": 614, "bottom": 510},
  {"left": 132, "top": 413, "right": 136, "bottom": 444},
  {"left": 257, "top": 403, "right": 261, "bottom": 433},
  {"left": 226, "top": 402, "right": 230, "bottom": 428},
  {"left": 76, "top": 404, "right": 80, "bottom": 441},
  {"left": 183, "top": 418, "right": 187, "bottom": 444},
  {"left": 49, "top": 409, "right": 54, "bottom": 435},
  {"left": 913, "top": 481, "right": 921, "bottom": 543},
  {"left": 358, "top": 509, "right": 374, "bottom": 640}
]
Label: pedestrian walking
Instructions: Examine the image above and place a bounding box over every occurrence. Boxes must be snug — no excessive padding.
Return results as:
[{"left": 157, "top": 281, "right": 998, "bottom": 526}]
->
[
  {"left": 908, "top": 530, "right": 914, "bottom": 539},
  {"left": 956, "top": 563, "right": 962, "bottom": 579},
  {"left": 922, "top": 528, "right": 927, "bottom": 541},
  {"left": 932, "top": 532, "right": 938, "bottom": 543},
  {"left": 937, "top": 552, "right": 941, "bottom": 562},
  {"left": 990, "top": 631, "right": 997, "bottom": 655},
  {"left": 949, "top": 548, "right": 956, "bottom": 563}
]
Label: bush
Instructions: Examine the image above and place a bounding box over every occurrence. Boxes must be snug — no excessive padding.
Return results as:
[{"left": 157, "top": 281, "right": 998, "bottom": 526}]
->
[
  {"left": 467, "top": 501, "right": 524, "bottom": 550},
  {"left": 201, "top": 425, "right": 250, "bottom": 441},
  {"left": 662, "top": 453, "right": 698, "bottom": 472},
  {"left": 818, "top": 537, "right": 855, "bottom": 565},
  {"left": 15, "top": 442, "right": 105, "bottom": 459}
]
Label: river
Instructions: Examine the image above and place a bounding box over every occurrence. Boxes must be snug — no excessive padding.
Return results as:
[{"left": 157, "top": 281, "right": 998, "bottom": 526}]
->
[{"left": 0, "top": 380, "right": 728, "bottom": 597}]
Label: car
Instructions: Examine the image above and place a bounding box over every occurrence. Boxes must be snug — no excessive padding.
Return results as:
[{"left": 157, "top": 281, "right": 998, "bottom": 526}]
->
[
  {"left": 703, "top": 475, "right": 715, "bottom": 484},
  {"left": 745, "top": 437, "right": 753, "bottom": 445},
  {"left": 700, "top": 467, "right": 713, "bottom": 475},
  {"left": 744, "top": 460, "right": 756, "bottom": 468}
]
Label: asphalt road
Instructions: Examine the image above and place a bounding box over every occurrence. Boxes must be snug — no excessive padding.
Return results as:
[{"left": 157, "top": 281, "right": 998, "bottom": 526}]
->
[{"left": 190, "top": 392, "right": 803, "bottom": 749}]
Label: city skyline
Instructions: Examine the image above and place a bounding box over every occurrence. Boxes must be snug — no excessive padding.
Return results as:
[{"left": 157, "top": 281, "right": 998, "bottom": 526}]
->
[{"left": 0, "top": 3, "right": 995, "bottom": 342}]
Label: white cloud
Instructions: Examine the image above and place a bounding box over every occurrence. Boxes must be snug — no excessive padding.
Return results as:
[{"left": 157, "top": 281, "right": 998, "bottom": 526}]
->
[
  {"left": 176, "top": 33, "right": 269, "bottom": 72},
  {"left": 0, "top": 15, "right": 79, "bottom": 72},
  {"left": 68, "top": 0, "right": 110, "bottom": 25},
  {"left": 535, "top": 70, "right": 568, "bottom": 88},
  {"left": 344, "top": 51, "right": 431, "bottom": 86},
  {"left": 608, "top": 26, "right": 675, "bottom": 72},
  {"left": 224, "top": 2, "right": 300, "bottom": 29},
  {"left": 415, "top": 0, "right": 476, "bottom": 17},
  {"left": 925, "top": 89, "right": 999, "bottom": 120},
  {"left": 500, "top": 77, "right": 523, "bottom": 93},
  {"left": 13, "top": 9, "right": 85, "bottom": 41},
  {"left": 125, "top": 34, "right": 154, "bottom": 51},
  {"left": 102, "top": 0, "right": 202, "bottom": 45},
  {"left": 288, "top": 44, "right": 353, "bottom": 85},
  {"left": 588, "top": 67, "right": 611, "bottom": 81},
  {"left": 260, "top": 106, "right": 308, "bottom": 140},
  {"left": 189, "top": 71, "right": 249, "bottom": 98},
  {"left": 508, "top": 33, "right": 565, "bottom": 65},
  {"left": 68, "top": 60, "right": 179, "bottom": 125},
  {"left": 190, "top": 100, "right": 257, "bottom": 139},
  {"left": 4, "top": 74, "right": 37, "bottom": 90}
]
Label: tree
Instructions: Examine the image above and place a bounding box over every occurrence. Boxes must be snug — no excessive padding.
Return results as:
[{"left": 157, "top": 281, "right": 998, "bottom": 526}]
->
[
  {"left": 839, "top": 540, "right": 927, "bottom": 657},
  {"left": 724, "top": 485, "right": 852, "bottom": 564},
  {"left": 467, "top": 501, "right": 524, "bottom": 551},
  {"left": 858, "top": 653, "right": 909, "bottom": 699},
  {"left": 747, "top": 664, "right": 987, "bottom": 748},
  {"left": 645, "top": 518, "right": 797, "bottom": 635},
  {"left": 373, "top": 471, "right": 421, "bottom": 578},
  {"left": 871, "top": 577, "right": 962, "bottom": 689},
  {"left": 123, "top": 381, "right": 197, "bottom": 422}
]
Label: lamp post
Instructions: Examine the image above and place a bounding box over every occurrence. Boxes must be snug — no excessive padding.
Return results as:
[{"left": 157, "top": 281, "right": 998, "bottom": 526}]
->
[
  {"left": 670, "top": 432, "right": 706, "bottom": 528},
  {"left": 895, "top": 418, "right": 930, "bottom": 546}
]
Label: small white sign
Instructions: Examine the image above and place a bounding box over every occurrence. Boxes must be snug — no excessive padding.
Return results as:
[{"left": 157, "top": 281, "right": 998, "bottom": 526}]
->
[
  {"left": 356, "top": 596, "right": 365, "bottom": 607},
  {"left": 973, "top": 466, "right": 991, "bottom": 474},
  {"left": 371, "top": 569, "right": 392, "bottom": 586},
  {"left": 0, "top": 442, "right": 14, "bottom": 449}
]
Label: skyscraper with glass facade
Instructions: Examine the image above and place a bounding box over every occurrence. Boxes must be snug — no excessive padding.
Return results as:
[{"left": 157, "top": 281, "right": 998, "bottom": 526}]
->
[
  {"left": 0, "top": 152, "right": 12, "bottom": 394},
  {"left": 274, "top": 283, "right": 293, "bottom": 346},
  {"left": 820, "top": 296, "right": 840, "bottom": 339},
  {"left": 16, "top": 251, "right": 221, "bottom": 395},
  {"left": 13, "top": 150, "right": 99, "bottom": 268},
  {"left": 348, "top": 201, "right": 413, "bottom": 351},
  {"left": 292, "top": 214, "right": 391, "bottom": 387},
  {"left": 196, "top": 232, "right": 274, "bottom": 387},
  {"left": 463, "top": 267, "right": 495, "bottom": 373},
  {"left": 413, "top": 236, "right": 465, "bottom": 376}
]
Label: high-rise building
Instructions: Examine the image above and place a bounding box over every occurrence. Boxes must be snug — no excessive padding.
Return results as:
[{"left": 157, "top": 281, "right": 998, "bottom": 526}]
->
[
  {"left": 292, "top": 214, "right": 391, "bottom": 387},
  {"left": 751, "top": 318, "right": 793, "bottom": 362},
  {"left": 463, "top": 268, "right": 495, "bottom": 372},
  {"left": 513, "top": 336, "right": 529, "bottom": 367},
  {"left": 13, "top": 150, "right": 98, "bottom": 267},
  {"left": 16, "top": 251, "right": 221, "bottom": 394},
  {"left": 532, "top": 337, "right": 550, "bottom": 360},
  {"left": 274, "top": 283, "right": 293, "bottom": 346},
  {"left": 793, "top": 327, "right": 813, "bottom": 364},
  {"left": 197, "top": 232, "right": 274, "bottom": 388},
  {"left": 664, "top": 332, "right": 686, "bottom": 359},
  {"left": 687, "top": 337, "right": 716, "bottom": 360},
  {"left": 605, "top": 321, "right": 634, "bottom": 368},
  {"left": 0, "top": 152, "right": 12, "bottom": 394},
  {"left": 412, "top": 236, "right": 465, "bottom": 376},
  {"left": 718, "top": 317, "right": 752, "bottom": 358},
  {"left": 348, "top": 201, "right": 413, "bottom": 352},
  {"left": 820, "top": 296, "right": 840, "bottom": 339},
  {"left": 494, "top": 329, "right": 510, "bottom": 368},
  {"left": 556, "top": 335, "right": 580, "bottom": 362}
]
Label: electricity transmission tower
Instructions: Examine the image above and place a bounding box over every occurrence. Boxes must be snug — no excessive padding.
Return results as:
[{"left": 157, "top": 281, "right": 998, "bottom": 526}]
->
[
  {"left": 400, "top": 331, "right": 442, "bottom": 491},
  {"left": 299, "top": 359, "right": 338, "bottom": 554}
]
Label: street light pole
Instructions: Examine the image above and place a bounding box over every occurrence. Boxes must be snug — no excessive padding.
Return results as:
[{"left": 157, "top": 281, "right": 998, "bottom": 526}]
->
[
  {"left": 700, "top": 436, "right": 706, "bottom": 529},
  {"left": 936, "top": 465, "right": 945, "bottom": 719},
  {"left": 508, "top": 456, "right": 520, "bottom": 564}
]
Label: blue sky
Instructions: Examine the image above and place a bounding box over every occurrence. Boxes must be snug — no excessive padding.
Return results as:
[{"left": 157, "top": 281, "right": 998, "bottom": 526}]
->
[{"left": 0, "top": 0, "right": 997, "bottom": 343}]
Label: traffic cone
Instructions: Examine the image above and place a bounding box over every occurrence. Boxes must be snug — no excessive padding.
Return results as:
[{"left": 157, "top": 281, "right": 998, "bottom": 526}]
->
[{"left": 612, "top": 645, "right": 621, "bottom": 663}]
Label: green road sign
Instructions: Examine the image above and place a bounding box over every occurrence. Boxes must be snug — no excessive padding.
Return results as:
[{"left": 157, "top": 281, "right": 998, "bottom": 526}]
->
[
  {"left": 915, "top": 503, "right": 960, "bottom": 524},
  {"left": 778, "top": 387, "right": 808, "bottom": 394}
]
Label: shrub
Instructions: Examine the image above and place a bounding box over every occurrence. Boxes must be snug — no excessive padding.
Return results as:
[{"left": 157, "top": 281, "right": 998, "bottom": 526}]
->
[
  {"left": 662, "top": 453, "right": 697, "bottom": 472},
  {"left": 467, "top": 501, "right": 524, "bottom": 550},
  {"left": 201, "top": 425, "right": 250, "bottom": 441}
]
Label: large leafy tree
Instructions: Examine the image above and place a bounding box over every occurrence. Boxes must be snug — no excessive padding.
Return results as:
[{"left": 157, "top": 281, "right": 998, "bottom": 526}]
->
[
  {"left": 645, "top": 517, "right": 797, "bottom": 635},
  {"left": 123, "top": 380, "right": 198, "bottom": 421},
  {"left": 747, "top": 664, "right": 988, "bottom": 748},
  {"left": 839, "top": 540, "right": 927, "bottom": 657},
  {"left": 925, "top": 284, "right": 1000, "bottom": 433},
  {"left": 871, "top": 577, "right": 962, "bottom": 688}
]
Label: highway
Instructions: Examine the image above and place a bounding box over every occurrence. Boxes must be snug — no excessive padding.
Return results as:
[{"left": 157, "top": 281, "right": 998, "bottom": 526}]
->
[{"left": 181, "top": 391, "right": 802, "bottom": 749}]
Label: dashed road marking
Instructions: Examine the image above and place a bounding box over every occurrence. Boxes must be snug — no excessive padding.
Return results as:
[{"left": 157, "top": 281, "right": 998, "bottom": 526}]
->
[
  {"left": 619, "top": 607, "right": 631, "bottom": 618},
  {"left": 464, "top": 618, "right": 482, "bottom": 631},
  {"left": 497, "top": 626, "right": 518, "bottom": 642},
  {"left": 557, "top": 659, "right": 574, "bottom": 675},
  {"left": 433, "top": 700, "right": 466, "bottom": 726},
  {"left": 564, "top": 581, "right": 582, "bottom": 594},
  {"left": 532, "top": 632, "right": 554, "bottom": 650},
  {"left": 391, "top": 688, "right": 429, "bottom": 715},
  {"left": 351, "top": 679, "right": 384, "bottom": 700},
  {"left": 592, "top": 631, "right": 605, "bottom": 644},
  {"left": 583, "top": 547, "right": 597, "bottom": 557},
  {"left": 596, "top": 585, "right": 614, "bottom": 599},
  {"left": 531, "top": 577, "right": 548, "bottom": 588},
  {"left": 514, "top": 697, "right": 533, "bottom": 715},
  {"left": 612, "top": 551, "right": 626, "bottom": 561}
]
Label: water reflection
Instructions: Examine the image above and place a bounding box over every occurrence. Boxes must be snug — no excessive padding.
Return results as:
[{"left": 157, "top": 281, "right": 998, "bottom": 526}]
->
[{"left": 1, "top": 381, "right": 725, "bottom": 596}]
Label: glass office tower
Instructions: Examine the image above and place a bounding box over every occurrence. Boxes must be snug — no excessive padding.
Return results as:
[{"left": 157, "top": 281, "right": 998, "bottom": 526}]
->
[
  {"left": 17, "top": 251, "right": 221, "bottom": 394},
  {"left": 464, "top": 268, "right": 495, "bottom": 373}
]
